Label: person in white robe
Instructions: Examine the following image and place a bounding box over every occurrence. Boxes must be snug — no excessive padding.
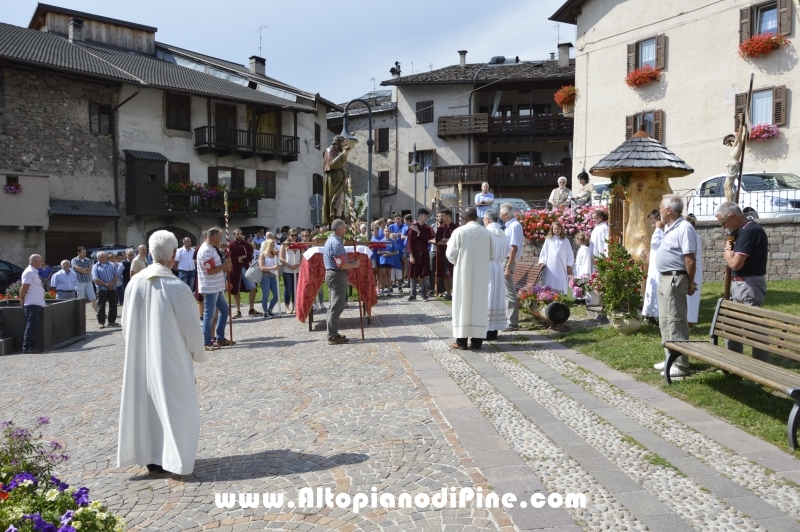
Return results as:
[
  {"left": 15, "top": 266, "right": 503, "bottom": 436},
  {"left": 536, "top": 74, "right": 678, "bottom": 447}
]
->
[
  {"left": 685, "top": 215, "right": 703, "bottom": 324},
  {"left": 446, "top": 207, "right": 492, "bottom": 350},
  {"left": 642, "top": 210, "right": 663, "bottom": 319},
  {"left": 118, "top": 230, "right": 205, "bottom": 476},
  {"left": 573, "top": 233, "right": 592, "bottom": 279},
  {"left": 589, "top": 210, "right": 610, "bottom": 273},
  {"left": 483, "top": 209, "right": 510, "bottom": 340},
  {"left": 538, "top": 221, "right": 574, "bottom": 294}
]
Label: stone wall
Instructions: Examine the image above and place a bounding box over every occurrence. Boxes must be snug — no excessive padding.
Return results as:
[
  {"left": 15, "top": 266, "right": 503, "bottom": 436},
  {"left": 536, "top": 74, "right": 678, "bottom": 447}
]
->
[{"left": 518, "top": 217, "right": 800, "bottom": 281}]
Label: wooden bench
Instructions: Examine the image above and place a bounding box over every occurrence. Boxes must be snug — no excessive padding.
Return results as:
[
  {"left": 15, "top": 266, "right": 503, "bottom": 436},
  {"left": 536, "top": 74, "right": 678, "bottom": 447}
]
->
[
  {"left": 513, "top": 262, "right": 545, "bottom": 292},
  {"left": 663, "top": 298, "right": 800, "bottom": 451}
]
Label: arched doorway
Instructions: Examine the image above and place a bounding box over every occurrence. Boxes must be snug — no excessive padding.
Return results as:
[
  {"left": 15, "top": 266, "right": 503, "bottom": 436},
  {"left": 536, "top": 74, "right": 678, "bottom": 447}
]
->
[{"left": 146, "top": 226, "right": 199, "bottom": 246}]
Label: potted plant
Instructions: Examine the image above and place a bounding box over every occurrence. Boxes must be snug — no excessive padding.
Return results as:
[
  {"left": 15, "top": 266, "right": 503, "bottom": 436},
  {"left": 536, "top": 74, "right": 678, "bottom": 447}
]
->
[
  {"left": 554, "top": 85, "right": 577, "bottom": 114},
  {"left": 739, "top": 33, "right": 790, "bottom": 59},
  {"left": 3, "top": 182, "right": 22, "bottom": 194},
  {"left": 587, "top": 239, "right": 646, "bottom": 334},
  {"left": 518, "top": 284, "right": 567, "bottom": 322},
  {"left": 625, "top": 65, "right": 661, "bottom": 88},
  {"left": 749, "top": 123, "right": 780, "bottom": 140}
]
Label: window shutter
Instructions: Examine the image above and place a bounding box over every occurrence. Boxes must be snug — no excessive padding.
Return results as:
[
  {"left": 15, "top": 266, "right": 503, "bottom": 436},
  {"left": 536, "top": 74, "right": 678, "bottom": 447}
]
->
[
  {"left": 653, "top": 110, "right": 664, "bottom": 143},
  {"left": 778, "top": 0, "right": 792, "bottom": 36},
  {"left": 377, "top": 127, "right": 389, "bottom": 153},
  {"left": 180, "top": 163, "right": 190, "bottom": 182},
  {"left": 312, "top": 173, "right": 323, "bottom": 195},
  {"left": 233, "top": 168, "right": 245, "bottom": 190},
  {"left": 208, "top": 167, "right": 218, "bottom": 186},
  {"left": 166, "top": 94, "right": 190, "bottom": 131},
  {"left": 378, "top": 170, "right": 390, "bottom": 191},
  {"left": 734, "top": 92, "right": 747, "bottom": 132},
  {"left": 416, "top": 102, "right": 425, "bottom": 124},
  {"left": 655, "top": 35, "right": 666, "bottom": 70},
  {"left": 424, "top": 102, "right": 434, "bottom": 123},
  {"left": 408, "top": 151, "right": 414, "bottom": 171},
  {"left": 264, "top": 171, "right": 276, "bottom": 199},
  {"left": 625, "top": 115, "right": 635, "bottom": 139},
  {"left": 740, "top": 7, "right": 751, "bottom": 44},
  {"left": 773, "top": 85, "right": 786, "bottom": 126},
  {"left": 627, "top": 43, "right": 636, "bottom": 73},
  {"left": 169, "top": 162, "right": 181, "bottom": 184},
  {"left": 431, "top": 148, "right": 436, "bottom": 169},
  {"left": 314, "top": 122, "right": 321, "bottom": 148}
]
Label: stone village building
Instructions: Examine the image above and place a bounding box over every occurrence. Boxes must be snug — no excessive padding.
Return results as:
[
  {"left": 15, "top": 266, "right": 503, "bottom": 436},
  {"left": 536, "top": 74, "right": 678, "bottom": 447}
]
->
[
  {"left": 0, "top": 3, "right": 339, "bottom": 266},
  {"left": 550, "top": 0, "right": 799, "bottom": 193}
]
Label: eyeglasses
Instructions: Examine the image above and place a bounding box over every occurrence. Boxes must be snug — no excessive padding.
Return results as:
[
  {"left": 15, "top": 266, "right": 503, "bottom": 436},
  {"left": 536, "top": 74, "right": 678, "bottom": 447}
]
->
[{"left": 719, "top": 214, "right": 731, "bottom": 227}]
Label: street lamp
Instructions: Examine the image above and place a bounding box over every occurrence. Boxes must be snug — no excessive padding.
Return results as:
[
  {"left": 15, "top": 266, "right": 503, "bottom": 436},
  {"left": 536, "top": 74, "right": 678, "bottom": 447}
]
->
[
  {"left": 340, "top": 99, "right": 374, "bottom": 230},
  {"left": 409, "top": 143, "right": 422, "bottom": 215}
]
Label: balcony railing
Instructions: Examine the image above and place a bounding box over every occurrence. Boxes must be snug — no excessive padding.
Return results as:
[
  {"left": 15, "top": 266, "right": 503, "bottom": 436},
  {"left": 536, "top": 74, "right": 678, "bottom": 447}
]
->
[
  {"left": 165, "top": 191, "right": 259, "bottom": 219},
  {"left": 435, "top": 164, "right": 570, "bottom": 188},
  {"left": 194, "top": 126, "right": 298, "bottom": 161},
  {"left": 438, "top": 113, "right": 573, "bottom": 139}
]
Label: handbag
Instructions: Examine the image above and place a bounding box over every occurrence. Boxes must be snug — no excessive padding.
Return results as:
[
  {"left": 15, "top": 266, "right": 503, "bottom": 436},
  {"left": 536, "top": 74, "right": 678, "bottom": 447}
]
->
[{"left": 245, "top": 260, "right": 262, "bottom": 283}]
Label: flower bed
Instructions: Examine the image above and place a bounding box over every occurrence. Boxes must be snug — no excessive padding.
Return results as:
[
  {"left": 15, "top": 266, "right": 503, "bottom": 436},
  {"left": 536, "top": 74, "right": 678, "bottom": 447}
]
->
[
  {"left": 0, "top": 418, "right": 126, "bottom": 532},
  {"left": 518, "top": 284, "right": 564, "bottom": 316},
  {"left": 749, "top": 123, "right": 780, "bottom": 140},
  {"left": 739, "top": 33, "right": 790, "bottom": 59},
  {"left": 625, "top": 65, "right": 661, "bottom": 88},
  {"left": 517, "top": 205, "right": 604, "bottom": 241},
  {"left": 553, "top": 85, "right": 577, "bottom": 107}
]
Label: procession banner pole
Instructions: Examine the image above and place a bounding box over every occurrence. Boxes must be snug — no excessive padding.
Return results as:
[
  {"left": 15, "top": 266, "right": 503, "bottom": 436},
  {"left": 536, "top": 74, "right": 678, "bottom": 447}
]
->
[
  {"left": 224, "top": 188, "right": 233, "bottom": 346},
  {"left": 724, "top": 73, "right": 754, "bottom": 301},
  {"left": 433, "top": 193, "right": 439, "bottom": 297}
]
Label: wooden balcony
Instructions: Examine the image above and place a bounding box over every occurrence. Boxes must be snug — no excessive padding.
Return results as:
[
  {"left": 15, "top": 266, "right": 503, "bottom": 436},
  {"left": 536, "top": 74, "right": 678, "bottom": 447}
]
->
[
  {"left": 164, "top": 191, "right": 258, "bottom": 219},
  {"left": 438, "top": 113, "right": 573, "bottom": 139},
  {"left": 435, "top": 164, "right": 569, "bottom": 189},
  {"left": 194, "top": 126, "right": 298, "bottom": 162}
]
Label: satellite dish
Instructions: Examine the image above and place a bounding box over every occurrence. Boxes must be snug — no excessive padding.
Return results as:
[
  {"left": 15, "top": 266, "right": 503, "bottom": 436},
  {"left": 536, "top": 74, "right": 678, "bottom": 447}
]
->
[{"left": 309, "top": 194, "right": 323, "bottom": 209}]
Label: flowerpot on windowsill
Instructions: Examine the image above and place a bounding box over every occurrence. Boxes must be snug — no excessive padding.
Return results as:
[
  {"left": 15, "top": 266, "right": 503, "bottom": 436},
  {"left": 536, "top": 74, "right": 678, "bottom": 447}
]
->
[{"left": 560, "top": 102, "right": 574, "bottom": 116}]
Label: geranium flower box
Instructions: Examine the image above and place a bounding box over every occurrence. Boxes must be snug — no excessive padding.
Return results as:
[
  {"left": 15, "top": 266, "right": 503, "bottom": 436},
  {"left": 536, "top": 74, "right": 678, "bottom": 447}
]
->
[
  {"left": 749, "top": 123, "right": 780, "bottom": 140},
  {"left": 625, "top": 65, "right": 661, "bottom": 88},
  {"left": 739, "top": 33, "right": 790, "bottom": 59}
]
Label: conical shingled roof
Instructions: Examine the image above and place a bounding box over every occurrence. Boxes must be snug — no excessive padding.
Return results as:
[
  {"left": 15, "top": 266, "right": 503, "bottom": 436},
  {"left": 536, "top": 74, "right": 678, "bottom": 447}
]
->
[{"left": 590, "top": 129, "right": 694, "bottom": 178}]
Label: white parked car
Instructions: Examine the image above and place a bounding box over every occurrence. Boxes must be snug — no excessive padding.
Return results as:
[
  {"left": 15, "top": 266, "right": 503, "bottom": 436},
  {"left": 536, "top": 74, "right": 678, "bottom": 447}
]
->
[{"left": 684, "top": 172, "right": 800, "bottom": 220}]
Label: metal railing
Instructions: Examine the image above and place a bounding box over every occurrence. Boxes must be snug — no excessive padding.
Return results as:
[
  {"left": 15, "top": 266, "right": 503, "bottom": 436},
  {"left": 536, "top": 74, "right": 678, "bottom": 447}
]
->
[
  {"left": 194, "top": 126, "right": 299, "bottom": 159},
  {"left": 437, "top": 113, "right": 573, "bottom": 138},
  {"left": 165, "top": 190, "right": 259, "bottom": 218},
  {"left": 674, "top": 187, "right": 800, "bottom": 219}
]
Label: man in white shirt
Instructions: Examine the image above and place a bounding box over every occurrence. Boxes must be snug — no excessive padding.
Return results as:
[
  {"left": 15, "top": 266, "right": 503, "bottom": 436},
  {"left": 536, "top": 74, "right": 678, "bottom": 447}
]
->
[
  {"left": 19, "top": 254, "right": 47, "bottom": 353},
  {"left": 197, "top": 227, "right": 233, "bottom": 350},
  {"left": 51, "top": 260, "right": 78, "bottom": 299},
  {"left": 548, "top": 176, "right": 573, "bottom": 208},
  {"left": 175, "top": 237, "right": 197, "bottom": 293},
  {"left": 474, "top": 182, "right": 495, "bottom": 221},
  {"left": 499, "top": 203, "right": 523, "bottom": 331}
]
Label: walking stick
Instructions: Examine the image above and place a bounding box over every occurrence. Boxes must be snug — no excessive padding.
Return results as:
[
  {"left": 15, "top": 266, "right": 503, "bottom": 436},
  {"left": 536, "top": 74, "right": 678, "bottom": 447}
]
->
[{"left": 223, "top": 188, "right": 233, "bottom": 346}]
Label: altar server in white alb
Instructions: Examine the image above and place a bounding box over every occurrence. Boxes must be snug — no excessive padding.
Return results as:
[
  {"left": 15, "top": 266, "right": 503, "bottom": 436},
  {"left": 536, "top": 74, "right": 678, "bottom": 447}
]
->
[
  {"left": 573, "top": 232, "right": 592, "bottom": 279},
  {"left": 589, "top": 209, "right": 610, "bottom": 272},
  {"left": 484, "top": 209, "right": 510, "bottom": 341},
  {"left": 447, "top": 208, "right": 493, "bottom": 350},
  {"left": 685, "top": 214, "right": 703, "bottom": 325},
  {"left": 642, "top": 209, "right": 664, "bottom": 320},
  {"left": 537, "top": 221, "right": 574, "bottom": 294},
  {"left": 117, "top": 230, "right": 205, "bottom": 476}
]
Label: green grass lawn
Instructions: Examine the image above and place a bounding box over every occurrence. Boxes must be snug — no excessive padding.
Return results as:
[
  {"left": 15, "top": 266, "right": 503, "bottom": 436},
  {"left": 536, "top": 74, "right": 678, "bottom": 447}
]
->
[{"left": 542, "top": 280, "right": 800, "bottom": 454}]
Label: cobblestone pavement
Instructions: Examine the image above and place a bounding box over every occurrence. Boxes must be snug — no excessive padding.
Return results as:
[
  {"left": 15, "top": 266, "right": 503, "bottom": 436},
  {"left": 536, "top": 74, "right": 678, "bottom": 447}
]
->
[{"left": 1, "top": 296, "right": 800, "bottom": 532}]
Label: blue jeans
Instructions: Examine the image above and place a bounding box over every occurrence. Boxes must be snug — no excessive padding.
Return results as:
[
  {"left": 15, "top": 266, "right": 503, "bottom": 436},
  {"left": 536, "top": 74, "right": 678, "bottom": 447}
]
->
[
  {"left": 283, "top": 272, "right": 296, "bottom": 306},
  {"left": 23, "top": 305, "right": 42, "bottom": 350},
  {"left": 260, "top": 276, "right": 278, "bottom": 314},
  {"left": 178, "top": 270, "right": 196, "bottom": 293},
  {"left": 202, "top": 291, "right": 229, "bottom": 345},
  {"left": 116, "top": 285, "right": 125, "bottom": 305}
]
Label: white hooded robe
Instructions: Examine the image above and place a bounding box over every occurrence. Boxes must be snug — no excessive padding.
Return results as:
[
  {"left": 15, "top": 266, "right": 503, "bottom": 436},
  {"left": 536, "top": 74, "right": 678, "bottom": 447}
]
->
[
  {"left": 117, "top": 263, "right": 206, "bottom": 475},
  {"left": 446, "top": 221, "right": 492, "bottom": 339}
]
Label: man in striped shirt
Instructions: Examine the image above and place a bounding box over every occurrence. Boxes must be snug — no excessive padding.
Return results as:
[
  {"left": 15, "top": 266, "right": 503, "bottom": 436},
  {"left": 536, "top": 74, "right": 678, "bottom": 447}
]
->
[
  {"left": 198, "top": 227, "right": 233, "bottom": 350},
  {"left": 92, "top": 251, "right": 120, "bottom": 329}
]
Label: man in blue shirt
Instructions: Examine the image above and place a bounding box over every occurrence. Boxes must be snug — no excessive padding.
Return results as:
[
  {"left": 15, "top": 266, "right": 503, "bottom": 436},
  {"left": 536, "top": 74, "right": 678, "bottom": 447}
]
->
[
  {"left": 51, "top": 260, "right": 78, "bottom": 299},
  {"left": 475, "top": 182, "right": 495, "bottom": 220},
  {"left": 92, "top": 251, "right": 120, "bottom": 329},
  {"left": 388, "top": 213, "right": 405, "bottom": 235},
  {"left": 324, "top": 219, "right": 360, "bottom": 344}
]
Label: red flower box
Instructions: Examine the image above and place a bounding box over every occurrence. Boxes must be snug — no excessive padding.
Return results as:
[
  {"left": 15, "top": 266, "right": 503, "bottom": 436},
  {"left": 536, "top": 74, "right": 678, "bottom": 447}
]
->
[
  {"left": 554, "top": 85, "right": 577, "bottom": 107},
  {"left": 739, "top": 33, "right": 790, "bottom": 58},
  {"left": 625, "top": 65, "right": 661, "bottom": 88}
]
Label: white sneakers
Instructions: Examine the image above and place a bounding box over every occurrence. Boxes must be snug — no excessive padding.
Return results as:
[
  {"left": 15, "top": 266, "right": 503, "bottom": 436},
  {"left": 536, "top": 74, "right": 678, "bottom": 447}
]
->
[
  {"left": 661, "top": 366, "right": 692, "bottom": 378},
  {"left": 653, "top": 361, "right": 665, "bottom": 370}
]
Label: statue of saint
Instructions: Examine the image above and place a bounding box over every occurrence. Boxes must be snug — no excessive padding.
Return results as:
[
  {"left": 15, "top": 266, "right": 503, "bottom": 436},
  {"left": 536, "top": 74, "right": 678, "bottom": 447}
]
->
[
  {"left": 322, "top": 135, "right": 351, "bottom": 224},
  {"left": 723, "top": 114, "right": 747, "bottom": 202}
]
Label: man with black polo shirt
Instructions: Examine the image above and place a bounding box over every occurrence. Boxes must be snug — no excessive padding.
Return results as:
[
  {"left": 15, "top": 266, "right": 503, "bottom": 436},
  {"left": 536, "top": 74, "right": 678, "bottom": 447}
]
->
[{"left": 717, "top": 202, "right": 770, "bottom": 362}]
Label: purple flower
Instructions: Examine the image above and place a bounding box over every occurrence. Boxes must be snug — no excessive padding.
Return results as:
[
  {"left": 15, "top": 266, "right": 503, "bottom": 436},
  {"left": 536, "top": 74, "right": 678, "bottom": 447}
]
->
[
  {"left": 59, "top": 510, "right": 75, "bottom": 526},
  {"left": 6, "top": 525, "right": 19, "bottom": 532},
  {"left": 36, "top": 417, "right": 50, "bottom": 426},
  {"left": 10, "top": 427, "right": 32, "bottom": 441},
  {"left": 57, "top": 527, "right": 76, "bottom": 532},
  {"left": 51, "top": 476, "right": 69, "bottom": 492},
  {"left": 23, "top": 514, "right": 57, "bottom": 532},
  {"left": 72, "top": 486, "right": 90, "bottom": 506},
  {"left": 49, "top": 441, "right": 63, "bottom": 450},
  {"left": 8, "top": 472, "right": 37, "bottom": 489},
  {"left": 0, "top": 420, "right": 12, "bottom": 428}
]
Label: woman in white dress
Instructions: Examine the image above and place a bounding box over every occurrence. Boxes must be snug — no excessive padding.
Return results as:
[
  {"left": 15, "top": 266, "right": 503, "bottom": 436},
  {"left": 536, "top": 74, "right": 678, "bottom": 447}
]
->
[
  {"left": 573, "top": 232, "right": 591, "bottom": 278},
  {"left": 589, "top": 210, "right": 609, "bottom": 273},
  {"left": 484, "top": 210, "right": 510, "bottom": 340},
  {"left": 685, "top": 215, "right": 703, "bottom": 325},
  {"left": 538, "top": 221, "right": 574, "bottom": 294},
  {"left": 642, "top": 210, "right": 663, "bottom": 320}
]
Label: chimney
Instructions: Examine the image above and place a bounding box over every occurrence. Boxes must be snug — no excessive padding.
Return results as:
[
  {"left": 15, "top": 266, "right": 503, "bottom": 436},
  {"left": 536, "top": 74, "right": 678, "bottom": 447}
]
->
[
  {"left": 390, "top": 61, "right": 402, "bottom": 79},
  {"left": 558, "top": 42, "right": 573, "bottom": 67},
  {"left": 549, "top": 53, "right": 555, "bottom": 60},
  {"left": 458, "top": 50, "right": 468, "bottom": 68},
  {"left": 68, "top": 18, "right": 83, "bottom": 44},
  {"left": 249, "top": 55, "right": 265, "bottom": 76}
]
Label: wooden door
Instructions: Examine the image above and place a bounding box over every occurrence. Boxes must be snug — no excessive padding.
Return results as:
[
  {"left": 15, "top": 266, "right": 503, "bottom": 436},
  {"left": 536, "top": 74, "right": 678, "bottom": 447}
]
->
[
  {"left": 215, "top": 103, "right": 237, "bottom": 146},
  {"left": 46, "top": 231, "right": 102, "bottom": 266},
  {"left": 609, "top": 185, "right": 625, "bottom": 245}
]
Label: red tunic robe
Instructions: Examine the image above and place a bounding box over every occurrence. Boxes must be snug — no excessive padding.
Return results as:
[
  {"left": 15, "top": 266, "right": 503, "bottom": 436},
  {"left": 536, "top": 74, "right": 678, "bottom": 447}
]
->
[
  {"left": 226, "top": 239, "right": 253, "bottom": 295},
  {"left": 435, "top": 222, "right": 459, "bottom": 276},
  {"left": 407, "top": 222, "right": 435, "bottom": 278}
]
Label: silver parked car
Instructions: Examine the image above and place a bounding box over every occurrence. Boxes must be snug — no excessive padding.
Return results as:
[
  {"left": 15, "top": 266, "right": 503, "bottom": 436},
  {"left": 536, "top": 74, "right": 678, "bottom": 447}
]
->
[{"left": 684, "top": 172, "right": 800, "bottom": 220}]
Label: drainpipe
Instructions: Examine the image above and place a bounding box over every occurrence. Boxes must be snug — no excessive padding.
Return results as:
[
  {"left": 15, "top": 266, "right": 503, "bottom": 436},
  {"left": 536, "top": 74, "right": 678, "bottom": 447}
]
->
[{"left": 112, "top": 84, "right": 141, "bottom": 244}]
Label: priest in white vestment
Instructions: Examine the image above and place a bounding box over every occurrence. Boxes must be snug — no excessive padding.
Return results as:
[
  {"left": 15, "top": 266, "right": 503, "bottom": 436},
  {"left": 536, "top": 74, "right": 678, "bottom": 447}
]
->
[
  {"left": 484, "top": 210, "right": 510, "bottom": 340},
  {"left": 118, "top": 230, "right": 205, "bottom": 475},
  {"left": 589, "top": 210, "right": 610, "bottom": 273},
  {"left": 642, "top": 210, "right": 663, "bottom": 319},
  {"left": 446, "top": 207, "right": 492, "bottom": 350},
  {"left": 538, "top": 221, "right": 574, "bottom": 294}
]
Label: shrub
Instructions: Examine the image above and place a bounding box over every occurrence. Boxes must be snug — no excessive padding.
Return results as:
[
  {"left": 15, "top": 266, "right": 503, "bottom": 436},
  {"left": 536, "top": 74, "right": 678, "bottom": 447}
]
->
[{"left": 587, "top": 239, "right": 646, "bottom": 318}]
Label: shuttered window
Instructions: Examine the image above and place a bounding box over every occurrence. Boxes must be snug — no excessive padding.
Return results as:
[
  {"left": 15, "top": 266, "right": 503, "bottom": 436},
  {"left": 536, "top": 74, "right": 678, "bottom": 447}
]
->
[
  {"left": 408, "top": 149, "right": 436, "bottom": 171},
  {"left": 378, "top": 170, "right": 390, "bottom": 191},
  {"left": 169, "top": 162, "right": 190, "bottom": 184},
  {"left": 741, "top": 1, "right": 792, "bottom": 42},
  {"left": 625, "top": 110, "right": 664, "bottom": 143},
  {"left": 207, "top": 167, "right": 218, "bottom": 187},
  {"left": 166, "top": 93, "right": 191, "bottom": 131},
  {"left": 257, "top": 170, "right": 276, "bottom": 198},
  {"left": 736, "top": 86, "right": 787, "bottom": 130},
  {"left": 626, "top": 35, "right": 666, "bottom": 72},
  {"left": 314, "top": 123, "right": 321, "bottom": 149},
  {"left": 89, "top": 103, "right": 112, "bottom": 135},
  {"left": 416, "top": 101, "right": 434, "bottom": 124},
  {"left": 312, "top": 173, "right": 323, "bottom": 196},
  {"left": 375, "top": 127, "right": 390, "bottom": 153},
  {"left": 232, "top": 168, "right": 245, "bottom": 190}
]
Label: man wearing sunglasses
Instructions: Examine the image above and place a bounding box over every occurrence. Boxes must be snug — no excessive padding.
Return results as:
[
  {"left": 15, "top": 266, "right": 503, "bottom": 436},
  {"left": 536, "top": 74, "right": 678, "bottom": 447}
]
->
[{"left": 716, "top": 202, "right": 770, "bottom": 362}]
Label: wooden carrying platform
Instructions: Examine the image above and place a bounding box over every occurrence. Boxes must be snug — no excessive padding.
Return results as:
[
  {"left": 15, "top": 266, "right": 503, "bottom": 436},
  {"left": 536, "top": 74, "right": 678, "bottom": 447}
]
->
[
  {"left": 513, "top": 262, "right": 545, "bottom": 292},
  {"left": 663, "top": 299, "right": 800, "bottom": 451}
]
